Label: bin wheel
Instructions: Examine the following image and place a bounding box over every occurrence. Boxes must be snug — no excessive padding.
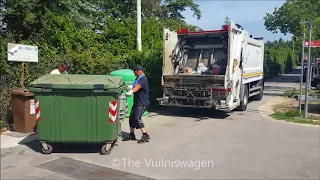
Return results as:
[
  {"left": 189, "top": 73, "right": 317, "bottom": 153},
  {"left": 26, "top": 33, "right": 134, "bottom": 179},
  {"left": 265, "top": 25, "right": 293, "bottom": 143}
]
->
[
  {"left": 9, "top": 124, "right": 16, "bottom": 132},
  {"left": 41, "top": 143, "right": 53, "bottom": 154},
  {"left": 101, "top": 144, "right": 112, "bottom": 155}
]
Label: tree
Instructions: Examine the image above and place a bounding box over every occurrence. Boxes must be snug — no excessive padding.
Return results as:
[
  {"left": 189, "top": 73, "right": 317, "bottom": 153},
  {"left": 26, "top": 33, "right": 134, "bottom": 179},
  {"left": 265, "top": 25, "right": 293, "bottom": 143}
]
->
[
  {"left": 264, "top": 0, "right": 320, "bottom": 58},
  {"left": 163, "top": 0, "right": 201, "bottom": 20},
  {"left": 224, "top": 14, "right": 230, "bottom": 24},
  {"left": 264, "top": 0, "right": 320, "bottom": 38}
]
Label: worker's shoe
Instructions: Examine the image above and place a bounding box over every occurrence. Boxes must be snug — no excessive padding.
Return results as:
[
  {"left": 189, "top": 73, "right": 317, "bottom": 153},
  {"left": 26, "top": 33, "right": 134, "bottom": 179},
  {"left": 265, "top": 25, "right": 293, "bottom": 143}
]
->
[
  {"left": 138, "top": 133, "right": 150, "bottom": 143},
  {"left": 122, "top": 133, "right": 136, "bottom": 141}
]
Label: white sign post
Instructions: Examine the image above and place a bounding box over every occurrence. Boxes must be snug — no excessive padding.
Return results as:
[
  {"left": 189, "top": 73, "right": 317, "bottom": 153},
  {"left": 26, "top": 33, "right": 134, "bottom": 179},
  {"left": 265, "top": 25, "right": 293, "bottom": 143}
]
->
[{"left": 7, "top": 43, "right": 38, "bottom": 88}]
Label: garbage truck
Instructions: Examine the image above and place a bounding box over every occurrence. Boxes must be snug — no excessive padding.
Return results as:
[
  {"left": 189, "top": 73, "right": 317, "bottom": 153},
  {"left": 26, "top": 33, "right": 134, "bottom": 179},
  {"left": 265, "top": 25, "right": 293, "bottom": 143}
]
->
[{"left": 156, "top": 20, "right": 264, "bottom": 111}]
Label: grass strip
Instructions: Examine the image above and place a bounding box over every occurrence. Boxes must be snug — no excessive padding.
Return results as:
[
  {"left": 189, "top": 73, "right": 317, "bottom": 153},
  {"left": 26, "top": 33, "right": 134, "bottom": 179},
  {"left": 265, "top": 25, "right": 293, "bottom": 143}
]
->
[{"left": 271, "top": 109, "right": 320, "bottom": 125}]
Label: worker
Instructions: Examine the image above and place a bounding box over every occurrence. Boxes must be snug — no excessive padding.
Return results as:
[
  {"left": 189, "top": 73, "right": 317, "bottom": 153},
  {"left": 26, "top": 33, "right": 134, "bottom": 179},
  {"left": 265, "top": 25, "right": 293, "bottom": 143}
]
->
[
  {"left": 50, "top": 63, "right": 68, "bottom": 74},
  {"left": 123, "top": 65, "right": 150, "bottom": 143}
]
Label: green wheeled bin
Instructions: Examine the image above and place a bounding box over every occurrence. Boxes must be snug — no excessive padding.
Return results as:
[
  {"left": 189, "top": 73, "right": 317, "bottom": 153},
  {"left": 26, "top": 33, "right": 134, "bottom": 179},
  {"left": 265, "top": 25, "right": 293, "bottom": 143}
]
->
[
  {"left": 28, "top": 74, "right": 126, "bottom": 155},
  {"left": 109, "top": 69, "right": 148, "bottom": 117}
]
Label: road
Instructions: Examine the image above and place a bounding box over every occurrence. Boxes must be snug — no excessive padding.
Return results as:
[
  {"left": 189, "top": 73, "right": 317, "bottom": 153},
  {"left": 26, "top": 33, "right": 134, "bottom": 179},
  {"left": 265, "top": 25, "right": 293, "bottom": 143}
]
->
[
  {"left": 1, "top": 69, "right": 319, "bottom": 179},
  {"left": 264, "top": 66, "right": 305, "bottom": 96}
]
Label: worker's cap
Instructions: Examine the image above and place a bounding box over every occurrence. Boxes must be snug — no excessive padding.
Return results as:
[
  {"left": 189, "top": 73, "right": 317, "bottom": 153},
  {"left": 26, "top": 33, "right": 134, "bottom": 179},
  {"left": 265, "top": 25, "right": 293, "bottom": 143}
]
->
[{"left": 133, "top": 65, "right": 142, "bottom": 71}]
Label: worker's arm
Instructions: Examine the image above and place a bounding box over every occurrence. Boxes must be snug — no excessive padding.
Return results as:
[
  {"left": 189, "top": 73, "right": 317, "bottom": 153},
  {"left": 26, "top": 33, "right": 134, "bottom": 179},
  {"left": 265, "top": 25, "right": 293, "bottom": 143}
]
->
[
  {"left": 126, "top": 79, "right": 144, "bottom": 96},
  {"left": 132, "top": 84, "right": 141, "bottom": 93},
  {"left": 126, "top": 84, "right": 141, "bottom": 96}
]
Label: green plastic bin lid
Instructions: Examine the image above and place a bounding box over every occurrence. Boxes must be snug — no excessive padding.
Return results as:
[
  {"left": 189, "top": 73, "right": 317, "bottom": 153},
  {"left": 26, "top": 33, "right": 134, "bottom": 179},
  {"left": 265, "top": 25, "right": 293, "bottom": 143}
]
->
[
  {"left": 109, "top": 69, "right": 135, "bottom": 85},
  {"left": 29, "top": 74, "right": 124, "bottom": 90}
]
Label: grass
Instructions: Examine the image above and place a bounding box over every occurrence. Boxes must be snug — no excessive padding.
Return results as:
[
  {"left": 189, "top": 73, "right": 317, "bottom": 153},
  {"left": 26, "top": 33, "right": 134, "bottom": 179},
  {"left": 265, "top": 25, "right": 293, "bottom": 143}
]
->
[
  {"left": 282, "top": 89, "right": 319, "bottom": 97},
  {"left": 271, "top": 109, "right": 320, "bottom": 125},
  {"left": 0, "top": 120, "right": 9, "bottom": 132}
]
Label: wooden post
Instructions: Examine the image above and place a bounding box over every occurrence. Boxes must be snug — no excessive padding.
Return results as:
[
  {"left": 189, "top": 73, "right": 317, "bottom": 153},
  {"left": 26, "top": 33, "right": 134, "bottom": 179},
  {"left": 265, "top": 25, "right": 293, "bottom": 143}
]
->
[{"left": 20, "top": 62, "right": 25, "bottom": 88}]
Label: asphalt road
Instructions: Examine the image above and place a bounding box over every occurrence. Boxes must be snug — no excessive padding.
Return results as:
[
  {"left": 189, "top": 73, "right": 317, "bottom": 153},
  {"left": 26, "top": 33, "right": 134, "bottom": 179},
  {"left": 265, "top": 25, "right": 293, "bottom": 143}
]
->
[{"left": 1, "top": 69, "right": 319, "bottom": 179}]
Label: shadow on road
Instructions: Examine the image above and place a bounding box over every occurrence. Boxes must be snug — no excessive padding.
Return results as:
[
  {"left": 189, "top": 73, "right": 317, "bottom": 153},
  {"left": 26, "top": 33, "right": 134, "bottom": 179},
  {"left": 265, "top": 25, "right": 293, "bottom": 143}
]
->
[
  {"left": 263, "top": 92, "right": 285, "bottom": 97},
  {"left": 18, "top": 133, "right": 122, "bottom": 154},
  {"left": 245, "top": 108, "right": 269, "bottom": 115},
  {"left": 148, "top": 106, "right": 230, "bottom": 120},
  {"left": 265, "top": 68, "right": 302, "bottom": 84},
  {"left": 265, "top": 75, "right": 301, "bottom": 83}
]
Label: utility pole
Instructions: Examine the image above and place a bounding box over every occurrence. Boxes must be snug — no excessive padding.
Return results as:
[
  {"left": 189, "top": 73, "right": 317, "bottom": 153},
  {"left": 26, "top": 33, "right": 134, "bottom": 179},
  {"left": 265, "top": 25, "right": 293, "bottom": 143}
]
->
[
  {"left": 293, "top": 40, "right": 295, "bottom": 52},
  {"left": 299, "top": 33, "right": 305, "bottom": 114},
  {"left": 301, "top": 21, "right": 313, "bottom": 118},
  {"left": 137, "top": 0, "right": 142, "bottom": 51}
]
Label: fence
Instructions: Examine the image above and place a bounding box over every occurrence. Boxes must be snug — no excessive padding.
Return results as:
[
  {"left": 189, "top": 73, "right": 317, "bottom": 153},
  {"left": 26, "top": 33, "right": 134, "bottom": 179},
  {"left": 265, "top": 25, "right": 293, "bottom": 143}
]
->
[
  {"left": 0, "top": 60, "right": 56, "bottom": 127},
  {"left": 0, "top": 74, "right": 18, "bottom": 125}
]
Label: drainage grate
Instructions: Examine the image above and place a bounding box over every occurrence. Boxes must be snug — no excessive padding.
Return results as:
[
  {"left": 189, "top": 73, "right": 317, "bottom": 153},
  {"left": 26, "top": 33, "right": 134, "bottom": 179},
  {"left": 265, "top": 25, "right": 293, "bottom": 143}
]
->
[{"left": 37, "top": 157, "right": 153, "bottom": 180}]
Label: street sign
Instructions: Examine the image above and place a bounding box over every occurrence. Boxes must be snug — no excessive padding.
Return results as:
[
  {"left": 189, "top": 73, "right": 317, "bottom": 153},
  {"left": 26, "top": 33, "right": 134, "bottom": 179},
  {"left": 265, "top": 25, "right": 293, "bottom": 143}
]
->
[
  {"left": 304, "top": 40, "right": 320, "bottom": 47},
  {"left": 7, "top": 43, "right": 38, "bottom": 62}
]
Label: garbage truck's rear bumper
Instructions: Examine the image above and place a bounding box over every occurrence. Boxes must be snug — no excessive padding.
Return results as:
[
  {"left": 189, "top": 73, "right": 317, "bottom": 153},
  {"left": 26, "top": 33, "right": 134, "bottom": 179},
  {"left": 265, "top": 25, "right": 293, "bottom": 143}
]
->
[{"left": 156, "top": 97, "right": 234, "bottom": 111}]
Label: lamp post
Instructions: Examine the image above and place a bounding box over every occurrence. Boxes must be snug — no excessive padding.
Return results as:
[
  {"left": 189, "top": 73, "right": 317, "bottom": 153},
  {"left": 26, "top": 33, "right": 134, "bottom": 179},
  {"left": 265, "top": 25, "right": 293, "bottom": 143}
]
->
[
  {"left": 299, "top": 33, "right": 305, "bottom": 114},
  {"left": 300, "top": 21, "right": 313, "bottom": 118},
  {"left": 137, "top": 0, "right": 142, "bottom": 51}
]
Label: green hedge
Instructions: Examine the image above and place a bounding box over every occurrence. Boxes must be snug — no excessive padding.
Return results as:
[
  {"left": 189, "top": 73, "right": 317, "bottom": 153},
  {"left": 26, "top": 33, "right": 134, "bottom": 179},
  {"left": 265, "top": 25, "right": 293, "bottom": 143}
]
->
[{"left": 263, "top": 44, "right": 297, "bottom": 79}]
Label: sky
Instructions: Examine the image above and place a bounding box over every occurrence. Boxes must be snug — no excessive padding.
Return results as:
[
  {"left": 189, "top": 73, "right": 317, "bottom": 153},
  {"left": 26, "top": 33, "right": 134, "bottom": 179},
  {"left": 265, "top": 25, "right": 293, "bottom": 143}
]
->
[{"left": 182, "top": 0, "right": 292, "bottom": 42}]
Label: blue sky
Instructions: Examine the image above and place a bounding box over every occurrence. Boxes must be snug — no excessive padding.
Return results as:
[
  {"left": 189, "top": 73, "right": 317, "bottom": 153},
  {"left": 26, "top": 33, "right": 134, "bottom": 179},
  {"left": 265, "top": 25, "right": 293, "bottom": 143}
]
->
[{"left": 182, "top": 0, "right": 292, "bottom": 42}]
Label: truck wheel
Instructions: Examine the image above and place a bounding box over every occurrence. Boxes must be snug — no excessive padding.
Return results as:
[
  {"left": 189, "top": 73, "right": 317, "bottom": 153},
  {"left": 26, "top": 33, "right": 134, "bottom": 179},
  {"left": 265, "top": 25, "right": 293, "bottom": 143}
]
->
[
  {"left": 252, "top": 80, "right": 264, "bottom": 101},
  {"left": 237, "top": 85, "right": 248, "bottom": 111}
]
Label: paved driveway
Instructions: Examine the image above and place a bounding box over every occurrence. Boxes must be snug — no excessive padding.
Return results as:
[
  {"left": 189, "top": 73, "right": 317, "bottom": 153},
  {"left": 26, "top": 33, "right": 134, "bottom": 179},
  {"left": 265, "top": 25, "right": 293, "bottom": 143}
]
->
[{"left": 1, "top": 69, "right": 319, "bottom": 179}]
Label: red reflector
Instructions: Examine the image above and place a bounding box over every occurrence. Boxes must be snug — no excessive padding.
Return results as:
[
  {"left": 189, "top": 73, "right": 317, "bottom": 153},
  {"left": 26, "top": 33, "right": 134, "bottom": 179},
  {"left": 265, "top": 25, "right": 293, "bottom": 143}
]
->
[
  {"left": 222, "top": 25, "right": 229, "bottom": 30},
  {"left": 212, "top": 88, "right": 226, "bottom": 92},
  {"left": 177, "top": 28, "right": 188, "bottom": 34},
  {"left": 227, "top": 87, "right": 232, "bottom": 92}
]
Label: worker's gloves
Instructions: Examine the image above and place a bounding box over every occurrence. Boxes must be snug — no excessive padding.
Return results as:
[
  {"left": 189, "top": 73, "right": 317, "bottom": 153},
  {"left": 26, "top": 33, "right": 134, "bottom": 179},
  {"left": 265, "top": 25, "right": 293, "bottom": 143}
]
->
[
  {"left": 126, "top": 86, "right": 132, "bottom": 91},
  {"left": 126, "top": 90, "right": 133, "bottom": 96}
]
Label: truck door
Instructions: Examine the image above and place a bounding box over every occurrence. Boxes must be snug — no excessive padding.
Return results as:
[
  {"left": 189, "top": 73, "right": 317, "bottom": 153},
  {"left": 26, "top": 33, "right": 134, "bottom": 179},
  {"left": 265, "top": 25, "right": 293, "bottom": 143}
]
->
[
  {"left": 162, "top": 29, "right": 178, "bottom": 86},
  {"left": 226, "top": 22, "right": 245, "bottom": 102}
]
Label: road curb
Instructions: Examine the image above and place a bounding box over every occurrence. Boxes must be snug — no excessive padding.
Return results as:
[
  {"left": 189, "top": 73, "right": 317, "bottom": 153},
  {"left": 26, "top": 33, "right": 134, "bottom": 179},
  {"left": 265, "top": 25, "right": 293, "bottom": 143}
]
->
[{"left": 258, "top": 97, "right": 320, "bottom": 127}]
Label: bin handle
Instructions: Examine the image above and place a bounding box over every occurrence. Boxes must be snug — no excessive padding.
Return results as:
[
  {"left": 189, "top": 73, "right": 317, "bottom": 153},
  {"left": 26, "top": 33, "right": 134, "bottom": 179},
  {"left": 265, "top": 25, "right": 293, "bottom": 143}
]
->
[{"left": 93, "top": 84, "right": 108, "bottom": 92}]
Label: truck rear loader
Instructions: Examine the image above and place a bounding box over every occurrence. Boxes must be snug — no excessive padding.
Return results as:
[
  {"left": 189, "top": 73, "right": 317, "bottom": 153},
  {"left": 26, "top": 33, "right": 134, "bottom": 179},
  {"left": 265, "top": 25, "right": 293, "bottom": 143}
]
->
[{"left": 156, "top": 20, "right": 265, "bottom": 111}]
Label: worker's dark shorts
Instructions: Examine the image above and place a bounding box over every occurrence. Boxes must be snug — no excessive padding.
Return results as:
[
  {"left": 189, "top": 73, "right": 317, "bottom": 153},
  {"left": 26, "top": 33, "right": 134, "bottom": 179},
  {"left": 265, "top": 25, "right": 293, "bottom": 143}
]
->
[{"left": 129, "top": 105, "right": 146, "bottom": 129}]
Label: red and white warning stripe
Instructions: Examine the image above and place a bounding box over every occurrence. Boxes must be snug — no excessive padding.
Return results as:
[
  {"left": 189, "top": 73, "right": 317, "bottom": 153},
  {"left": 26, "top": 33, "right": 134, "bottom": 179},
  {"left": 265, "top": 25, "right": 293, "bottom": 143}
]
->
[
  {"left": 35, "top": 100, "right": 41, "bottom": 122},
  {"left": 125, "top": 102, "right": 128, "bottom": 114},
  {"left": 108, "top": 100, "right": 117, "bottom": 123}
]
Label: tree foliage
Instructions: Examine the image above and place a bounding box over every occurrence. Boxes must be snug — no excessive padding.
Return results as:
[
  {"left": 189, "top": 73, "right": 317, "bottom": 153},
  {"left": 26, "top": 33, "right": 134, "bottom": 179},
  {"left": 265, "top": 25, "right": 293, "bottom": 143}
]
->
[
  {"left": 264, "top": 39, "right": 297, "bottom": 79},
  {"left": 264, "top": 0, "right": 320, "bottom": 37},
  {"left": 0, "top": 0, "right": 201, "bottom": 123},
  {"left": 224, "top": 14, "right": 230, "bottom": 24},
  {"left": 264, "top": 0, "right": 320, "bottom": 56}
]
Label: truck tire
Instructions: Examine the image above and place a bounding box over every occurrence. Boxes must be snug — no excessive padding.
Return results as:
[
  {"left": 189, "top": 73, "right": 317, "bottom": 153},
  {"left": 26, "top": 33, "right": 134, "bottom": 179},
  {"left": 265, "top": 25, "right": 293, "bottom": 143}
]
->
[
  {"left": 236, "top": 85, "right": 248, "bottom": 111},
  {"left": 317, "top": 82, "right": 320, "bottom": 90},
  {"left": 252, "top": 80, "right": 264, "bottom": 101}
]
